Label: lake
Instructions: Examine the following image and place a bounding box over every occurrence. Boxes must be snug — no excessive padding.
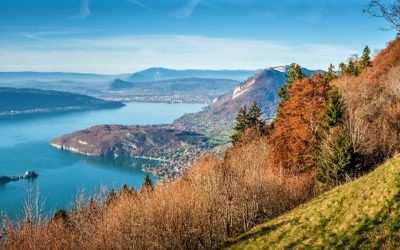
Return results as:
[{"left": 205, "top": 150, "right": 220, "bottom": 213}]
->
[{"left": 0, "top": 102, "right": 205, "bottom": 219}]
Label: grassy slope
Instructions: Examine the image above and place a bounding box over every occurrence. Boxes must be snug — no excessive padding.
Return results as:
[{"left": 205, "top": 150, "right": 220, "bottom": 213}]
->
[{"left": 223, "top": 155, "right": 400, "bottom": 249}]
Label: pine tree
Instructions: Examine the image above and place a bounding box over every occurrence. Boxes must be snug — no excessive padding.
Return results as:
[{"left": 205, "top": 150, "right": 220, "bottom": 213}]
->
[
  {"left": 231, "top": 102, "right": 265, "bottom": 144},
  {"left": 360, "top": 45, "right": 371, "bottom": 70},
  {"left": 231, "top": 106, "right": 250, "bottom": 144},
  {"left": 347, "top": 58, "right": 357, "bottom": 76},
  {"left": 316, "top": 127, "right": 362, "bottom": 185},
  {"left": 321, "top": 87, "right": 343, "bottom": 132},
  {"left": 278, "top": 63, "right": 305, "bottom": 105},
  {"left": 323, "top": 64, "right": 336, "bottom": 83},
  {"left": 248, "top": 101, "right": 265, "bottom": 128},
  {"left": 141, "top": 174, "right": 154, "bottom": 191},
  {"left": 286, "top": 63, "right": 306, "bottom": 85},
  {"left": 339, "top": 62, "right": 347, "bottom": 76}
]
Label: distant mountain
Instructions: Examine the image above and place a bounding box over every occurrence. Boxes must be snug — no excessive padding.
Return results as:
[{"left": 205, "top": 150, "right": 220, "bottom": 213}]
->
[
  {"left": 0, "top": 87, "right": 124, "bottom": 116},
  {"left": 0, "top": 72, "right": 131, "bottom": 97},
  {"left": 0, "top": 72, "right": 130, "bottom": 83},
  {"left": 109, "top": 77, "right": 239, "bottom": 97},
  {"left": 110, "top": 79, "right": 137, "bottom": 90},
  {"left": 0, "top": 69, "right": 252, "bottom": 101},
  {"left": 128, "top": 67, "right": 257, "bottom": 82},
  {"left": 173, "top": 66, "right": 321, "bottom": 140}
]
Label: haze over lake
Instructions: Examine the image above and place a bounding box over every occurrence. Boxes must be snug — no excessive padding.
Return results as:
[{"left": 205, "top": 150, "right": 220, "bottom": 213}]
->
[{"left": 0, "top": 102, "right": 204, "bottom": 218}]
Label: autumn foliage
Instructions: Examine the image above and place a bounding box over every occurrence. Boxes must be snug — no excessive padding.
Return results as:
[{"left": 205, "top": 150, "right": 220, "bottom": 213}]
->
[
  {"left": 3, "top": 37, "right": 400, "bottom": 249},
  {"left": 335, "top": 37, "right": 400, "bottom": 164},
  {"left": 270, "top": 74, "right": 329, "bottom": 174}
]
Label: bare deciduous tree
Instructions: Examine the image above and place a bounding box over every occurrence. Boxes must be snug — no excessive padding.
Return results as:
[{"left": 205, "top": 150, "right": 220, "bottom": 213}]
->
[{"left": 365, "top": 0, "right": 400, "bottom": 32}]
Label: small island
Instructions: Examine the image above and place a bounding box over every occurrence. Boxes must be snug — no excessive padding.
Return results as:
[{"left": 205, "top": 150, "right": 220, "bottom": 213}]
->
[{"left": 0, "top": 170, "right": 39, "bottom": 184}]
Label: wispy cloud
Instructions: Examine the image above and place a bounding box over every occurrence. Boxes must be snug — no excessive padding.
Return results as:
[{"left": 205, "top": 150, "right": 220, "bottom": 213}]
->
[
  {"left": 24, "top": 34, "right": 46, "bottom": 42},
  {"left": 72, "top": 0, "right": 91, "bottom": 20},
  {"left": 126, "top": 0, "right": 153, "bottom": 11},
  {"left": 171, "top": 0, "right": 201, "bottom": 19},
  {"left": 0, "top": 35, "right": 358, "bottom": 73}
]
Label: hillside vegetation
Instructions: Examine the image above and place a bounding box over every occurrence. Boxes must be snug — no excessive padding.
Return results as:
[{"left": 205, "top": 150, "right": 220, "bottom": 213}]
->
[
  {"left": 224, "top": 155, "right": 400, "bottom": 249},
  {"left": 2, "top": 34, "right": 400, "bottom": 250}
]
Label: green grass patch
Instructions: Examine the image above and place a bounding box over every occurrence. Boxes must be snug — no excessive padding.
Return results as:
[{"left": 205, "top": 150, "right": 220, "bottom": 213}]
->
[{"left": 223, "top": 155, "right": 400, "bottom": 249}]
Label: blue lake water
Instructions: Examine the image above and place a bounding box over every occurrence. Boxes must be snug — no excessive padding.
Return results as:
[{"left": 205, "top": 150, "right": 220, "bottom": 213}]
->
[{"left": 0, "top": 102, "right": 204, "bottom": 219}]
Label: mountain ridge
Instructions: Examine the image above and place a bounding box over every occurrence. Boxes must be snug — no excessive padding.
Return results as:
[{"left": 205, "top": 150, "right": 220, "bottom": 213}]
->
[
  {"left": 128, "top": 67, "right": 257, "bottom": 82},
  {"left": 173, "top": 66, "right": 321, "bottom": 140},
  {"left": 0, "top": 87, "right": 124, "bottom": 116}
]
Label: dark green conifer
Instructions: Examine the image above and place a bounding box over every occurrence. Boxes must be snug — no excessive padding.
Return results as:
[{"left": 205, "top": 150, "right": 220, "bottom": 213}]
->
[
  {"left": 231, "top": 106, "right": 250, "bottom": 144},
  {"left": 231, "top": 102, "right": 265, "bottom": 144},
  {"left": 321, "top": 87, "right": 343, "bottom": 132},
  {"left": 347, "top": 58, "right": 357, "bottom": 76},
  {"left": 360, "top": 46, "right": 371, "bottom": 70},
  {"left": 316, "top": 127, "right": 362, "bottom": 185},
  {"left": 248, "top": 101, "right": 265, "bottom": 128},
  {"left": 278, "top": 63, "right": 305, "bottom": 105}
]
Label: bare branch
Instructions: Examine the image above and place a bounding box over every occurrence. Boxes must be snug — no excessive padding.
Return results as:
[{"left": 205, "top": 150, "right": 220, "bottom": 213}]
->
[{"left": 364, "top": 0, "right": 400, "bottom": 32}]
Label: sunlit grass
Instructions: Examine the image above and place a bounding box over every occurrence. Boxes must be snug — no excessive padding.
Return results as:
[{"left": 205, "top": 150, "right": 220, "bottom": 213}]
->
[{"left": 223, "top": 155, "right": 400, "bottom": 249}]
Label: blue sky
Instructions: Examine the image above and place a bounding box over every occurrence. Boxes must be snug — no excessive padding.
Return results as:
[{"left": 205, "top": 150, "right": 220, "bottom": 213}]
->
[{"left": 0, "top": 0, "right": 396, "bottom": 73}]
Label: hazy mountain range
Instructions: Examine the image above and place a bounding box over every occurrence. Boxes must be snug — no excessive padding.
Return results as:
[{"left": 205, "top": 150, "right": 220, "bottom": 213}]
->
[
  {"left": 0, "top": 68, "right": 257, "bottom": 102},
  {"left": 127, "top": 68, "right": 257, "bottom": 82}
]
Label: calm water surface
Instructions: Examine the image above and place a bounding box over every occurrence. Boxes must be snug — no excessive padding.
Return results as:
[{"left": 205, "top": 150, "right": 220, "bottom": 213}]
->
[{"left": 0, "top": 102, "right": 204, "bottom": 218}]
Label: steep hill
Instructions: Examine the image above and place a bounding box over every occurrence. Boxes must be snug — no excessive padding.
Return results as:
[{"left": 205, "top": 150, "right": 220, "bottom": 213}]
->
[
  {"left": 223, "top": 155, "right": 400, "bottom": 249},
  {"left": 173, "top": 66, "right": 319, "bottom": 140},
  {"left": 0, "top": 87, "right": 124, "bottom": 115},
  {"left": 128, "top": 67, "right": 256, "bottom": 82}
]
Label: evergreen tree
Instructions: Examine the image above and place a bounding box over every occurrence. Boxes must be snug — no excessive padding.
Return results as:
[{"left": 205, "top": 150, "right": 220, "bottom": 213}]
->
[
  {"left": 346, "top": 58, "right": 357, "bottom": 76},
  {"left": 339, "top": 62, "right": 347, "bottom": 76},
  {"left": 248, "top": 101, "right": 265, "bottom": 128},
  {"left": 231, "top": 102, "right": 265, "bottom": 144},
  {"left": 360, "top": 46, "right": 371, "bottom": 70},
  {"left": 316, "top": 127, "right": 362, "bottom": 185},
  {"left": 278, "top": 63, "right": 305, "bottom": 105},
  {"left": 141, "top": 174, "right": 154, "bottom": 191},
  {"left": 321, "top": 87, "right": 343, "bottom": 132},
  {"left": 234, "top": 106, "right": 250, "bottom": 132},
  {"left": 323, "top": 64, "right": 336, "bottom": 83},
  {"left": 231, "top": 106, "right": 250, "bottom": 144}
]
